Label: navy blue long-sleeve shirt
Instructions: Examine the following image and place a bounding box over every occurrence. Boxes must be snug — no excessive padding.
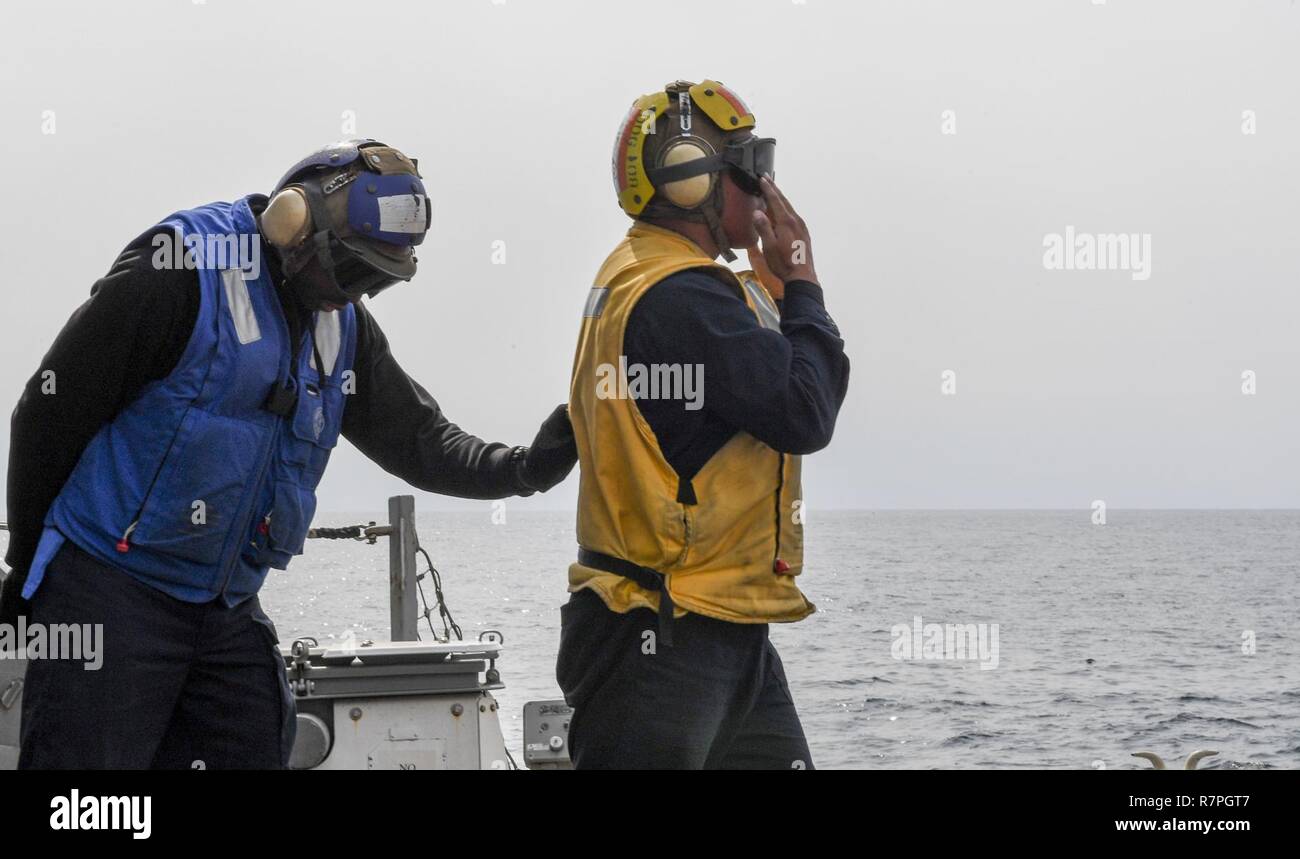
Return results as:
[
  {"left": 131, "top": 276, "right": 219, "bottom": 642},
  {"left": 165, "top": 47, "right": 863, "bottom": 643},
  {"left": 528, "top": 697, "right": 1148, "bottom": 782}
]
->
[{"left": 623, "top": 269, "right": 849, "bottom": 488}]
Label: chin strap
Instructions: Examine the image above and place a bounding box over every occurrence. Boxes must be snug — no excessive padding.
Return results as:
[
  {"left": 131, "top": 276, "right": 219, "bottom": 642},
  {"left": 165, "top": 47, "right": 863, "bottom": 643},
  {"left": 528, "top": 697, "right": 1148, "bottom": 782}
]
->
[
  {"left": 705, "top": 169, "right": 736, "bottom": 262},
  {"left": 280, "top": 178, "right": 343, "bottom": 280},
  {"left": 701, "top": 202, "right": 736, "bottom": 262}
]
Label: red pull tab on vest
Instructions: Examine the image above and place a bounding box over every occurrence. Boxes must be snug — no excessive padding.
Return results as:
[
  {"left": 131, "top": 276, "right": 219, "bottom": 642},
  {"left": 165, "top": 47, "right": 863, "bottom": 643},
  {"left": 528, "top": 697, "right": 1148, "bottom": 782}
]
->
[
  {"left": 258, "top": 521, "right": 270, "bottom": 535},
  {"left": 773, "top": 558, "right": 791, "bottom": 574},
  {"left": 117, "top": 521, "right": 138, "bottom": 553}
]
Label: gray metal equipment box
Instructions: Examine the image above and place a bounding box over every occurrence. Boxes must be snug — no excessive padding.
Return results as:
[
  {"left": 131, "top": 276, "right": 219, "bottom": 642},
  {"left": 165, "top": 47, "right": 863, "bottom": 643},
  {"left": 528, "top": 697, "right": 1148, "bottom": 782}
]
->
[
  {"left": 281, "top": 638, "right": 511, "bottom": 770},
  {"left": 522, "top": 699, "right": 574, "bottom": 770},
  {"left": 0, "top": 651, "right": 24, "bottom": 769}
]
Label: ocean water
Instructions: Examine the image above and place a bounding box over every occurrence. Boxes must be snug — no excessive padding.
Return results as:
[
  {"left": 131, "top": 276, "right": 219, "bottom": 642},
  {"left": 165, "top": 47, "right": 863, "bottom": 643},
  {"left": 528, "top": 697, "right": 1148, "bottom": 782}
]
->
[{"left": 258, "top": 509, "right": 1298, "bottom": 770}]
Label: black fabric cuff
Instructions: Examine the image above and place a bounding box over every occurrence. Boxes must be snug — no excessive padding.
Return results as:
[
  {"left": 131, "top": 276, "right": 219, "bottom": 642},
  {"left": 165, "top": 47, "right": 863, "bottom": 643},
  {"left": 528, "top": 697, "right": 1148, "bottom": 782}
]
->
[
  {"left": 508, "top": 446, "right": 538, "bottom": 497},
  {"left": 783, "top": 279, "right": 826, "bottom": 307}
]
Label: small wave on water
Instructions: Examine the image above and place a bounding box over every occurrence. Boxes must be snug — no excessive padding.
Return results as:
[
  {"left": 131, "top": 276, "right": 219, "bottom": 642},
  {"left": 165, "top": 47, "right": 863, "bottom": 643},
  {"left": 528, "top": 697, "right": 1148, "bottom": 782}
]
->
[
  {"left": 941, "top": 731, "right": 1004, "bottom": 747},
  {"left": 1176, "top": 693, "right": 1237, "bottom": 704},
  {"left": 1154, "top": 713, "right": 1264, "bottom": 731},
  {"left": 1216, "top": 760, "right": 1274, "bottom": 770}
]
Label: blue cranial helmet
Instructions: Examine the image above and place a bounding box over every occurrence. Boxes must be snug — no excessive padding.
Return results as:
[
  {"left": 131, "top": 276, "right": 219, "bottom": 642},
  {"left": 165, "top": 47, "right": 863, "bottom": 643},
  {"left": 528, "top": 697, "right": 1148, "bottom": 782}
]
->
[{"left": 262, "top": 139, "right": 431, "bottom": 299}]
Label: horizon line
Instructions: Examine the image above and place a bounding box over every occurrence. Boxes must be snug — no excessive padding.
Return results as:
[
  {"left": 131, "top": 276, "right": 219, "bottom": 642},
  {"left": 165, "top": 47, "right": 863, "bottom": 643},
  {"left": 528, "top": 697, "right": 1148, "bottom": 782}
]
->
[{"left": 310, "top": 506, "right": 1300, "bottom": 515}]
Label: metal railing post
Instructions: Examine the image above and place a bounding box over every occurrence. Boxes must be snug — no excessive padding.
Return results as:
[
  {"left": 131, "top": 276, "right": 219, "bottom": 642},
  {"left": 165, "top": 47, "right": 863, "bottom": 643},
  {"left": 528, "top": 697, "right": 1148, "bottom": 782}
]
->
[{"left": 388, "top": 495, "right": 418, "bottom": 641}]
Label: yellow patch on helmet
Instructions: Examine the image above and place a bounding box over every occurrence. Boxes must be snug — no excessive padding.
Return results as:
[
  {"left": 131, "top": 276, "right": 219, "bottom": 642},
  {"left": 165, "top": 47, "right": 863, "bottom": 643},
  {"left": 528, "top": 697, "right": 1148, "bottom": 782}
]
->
[
  {"left": 689, "top": 80, "right": 756, "bottom": 131},
  {"left": 612, "top": 91, "right": 670, "bottom": 216}
]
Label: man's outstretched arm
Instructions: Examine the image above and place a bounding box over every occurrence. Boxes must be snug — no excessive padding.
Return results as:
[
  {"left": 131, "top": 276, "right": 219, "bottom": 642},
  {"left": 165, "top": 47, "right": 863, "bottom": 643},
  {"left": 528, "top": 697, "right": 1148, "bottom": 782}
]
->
[{"left": 341, "top": 302, "right": 574, "bottom": 498}]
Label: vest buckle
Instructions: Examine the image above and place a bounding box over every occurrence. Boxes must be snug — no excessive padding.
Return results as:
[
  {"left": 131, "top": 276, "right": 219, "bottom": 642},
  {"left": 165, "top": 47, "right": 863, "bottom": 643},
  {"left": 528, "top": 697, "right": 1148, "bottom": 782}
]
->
[{"left": 263, "top": 381, "right": 298, "bottom": 417}]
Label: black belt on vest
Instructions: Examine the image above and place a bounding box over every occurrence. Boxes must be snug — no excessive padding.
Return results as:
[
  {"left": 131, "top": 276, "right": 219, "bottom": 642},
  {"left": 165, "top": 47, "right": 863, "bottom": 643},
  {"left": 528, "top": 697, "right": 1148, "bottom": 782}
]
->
[{"left": 577, "top": 548, "right": 676, "bottom": 647}]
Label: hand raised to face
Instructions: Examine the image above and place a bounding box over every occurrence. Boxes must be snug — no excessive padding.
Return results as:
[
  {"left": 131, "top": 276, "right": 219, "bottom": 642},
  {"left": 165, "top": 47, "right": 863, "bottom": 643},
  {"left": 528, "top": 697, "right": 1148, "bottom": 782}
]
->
[{"left": 751, "top": 178, "right": 819, "bottom": 287}]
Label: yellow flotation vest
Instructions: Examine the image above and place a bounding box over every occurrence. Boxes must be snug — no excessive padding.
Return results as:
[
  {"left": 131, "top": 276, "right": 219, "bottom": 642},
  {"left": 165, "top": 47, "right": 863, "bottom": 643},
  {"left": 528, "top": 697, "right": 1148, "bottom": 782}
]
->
[{"left": 567, "top": 223, "right": 813, "bottom": 627}]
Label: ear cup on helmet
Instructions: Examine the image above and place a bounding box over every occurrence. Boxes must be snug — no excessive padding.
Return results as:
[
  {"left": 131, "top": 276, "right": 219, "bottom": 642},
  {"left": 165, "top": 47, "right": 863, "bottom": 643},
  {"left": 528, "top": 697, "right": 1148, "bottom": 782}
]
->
[
  {"left": 261, "top": 187, "right": 312, "bottom": 250},
  {"left": 657, "top": 139, "right": 715, "bottom": 210}
]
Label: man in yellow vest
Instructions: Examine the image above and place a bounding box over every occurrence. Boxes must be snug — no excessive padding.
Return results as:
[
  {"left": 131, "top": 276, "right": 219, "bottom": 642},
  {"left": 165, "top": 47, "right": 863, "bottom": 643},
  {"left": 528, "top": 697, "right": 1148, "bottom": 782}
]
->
[{"left": 558, "top": 80, "right": 851, "bottom": 768}]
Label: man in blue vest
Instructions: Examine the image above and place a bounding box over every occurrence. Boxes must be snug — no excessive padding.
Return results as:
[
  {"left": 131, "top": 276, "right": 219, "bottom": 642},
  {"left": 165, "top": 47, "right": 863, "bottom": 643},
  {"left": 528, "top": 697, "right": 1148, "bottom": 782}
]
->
[{"left": 0, "top": 139, "right": 576, "bottom": 769}]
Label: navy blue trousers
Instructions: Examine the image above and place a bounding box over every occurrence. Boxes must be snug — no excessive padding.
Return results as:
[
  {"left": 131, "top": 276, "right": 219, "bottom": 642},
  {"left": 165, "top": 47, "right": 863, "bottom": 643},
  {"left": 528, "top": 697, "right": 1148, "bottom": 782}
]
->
[
  {"left": 18, "top": 542, "right": 294, "bottom": 769},
  {"left": 556, "top": 587, "right": 814, "bottom": 769}
]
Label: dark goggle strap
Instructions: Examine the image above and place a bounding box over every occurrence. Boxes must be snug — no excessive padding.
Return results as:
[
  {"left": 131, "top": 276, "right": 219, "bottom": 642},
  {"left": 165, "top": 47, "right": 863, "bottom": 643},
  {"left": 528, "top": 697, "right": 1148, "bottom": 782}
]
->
[
  {"left": 646, "top": 137, "right": 776, "bottom": 187},
  {"left": 280, "top": 179, "right": 336, "bottom": 278}
]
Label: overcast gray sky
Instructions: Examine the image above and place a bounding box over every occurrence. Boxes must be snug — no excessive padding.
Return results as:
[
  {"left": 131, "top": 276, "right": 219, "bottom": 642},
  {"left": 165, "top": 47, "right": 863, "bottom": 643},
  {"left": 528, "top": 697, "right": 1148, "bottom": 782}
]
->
[{"left": 1, "top": 0, "right": 1296, "bottom": 513}]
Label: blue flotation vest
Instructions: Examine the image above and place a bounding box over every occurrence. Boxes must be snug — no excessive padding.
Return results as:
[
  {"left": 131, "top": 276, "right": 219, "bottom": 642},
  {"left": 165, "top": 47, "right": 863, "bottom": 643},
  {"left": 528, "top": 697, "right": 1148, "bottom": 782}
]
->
[{"left": 30, "top": 196, "right": 356, "bottom": 606}]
